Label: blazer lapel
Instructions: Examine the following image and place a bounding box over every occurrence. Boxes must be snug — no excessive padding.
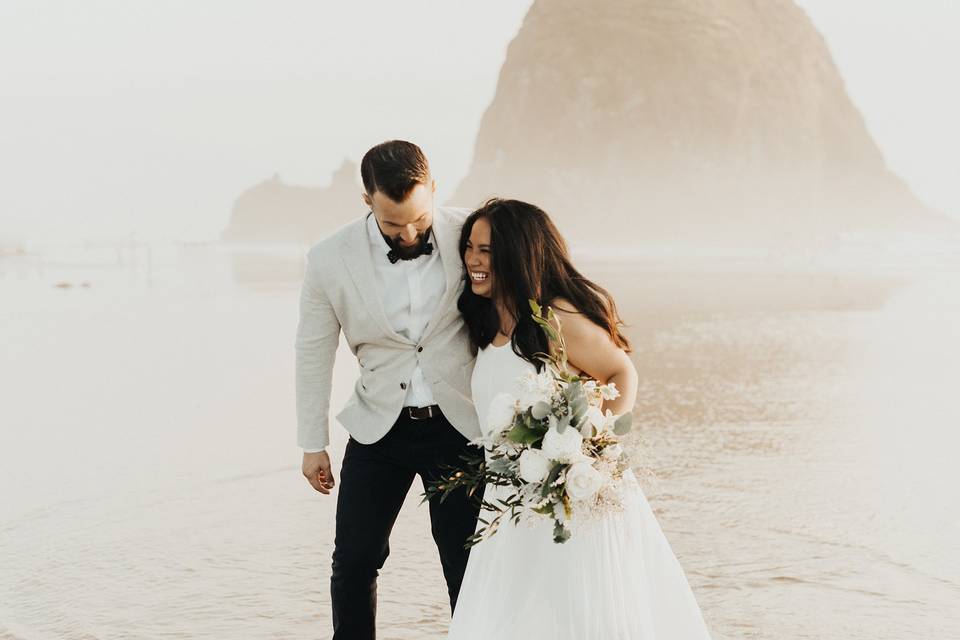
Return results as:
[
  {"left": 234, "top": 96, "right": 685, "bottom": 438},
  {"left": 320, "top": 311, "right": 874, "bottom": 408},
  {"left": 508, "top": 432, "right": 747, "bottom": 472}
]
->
[
  {"left": 421, "top": 208, "right": 465, "bottom": 342},
  {"left": 339, "top": 217, "right": 413, "bottom": 344}
]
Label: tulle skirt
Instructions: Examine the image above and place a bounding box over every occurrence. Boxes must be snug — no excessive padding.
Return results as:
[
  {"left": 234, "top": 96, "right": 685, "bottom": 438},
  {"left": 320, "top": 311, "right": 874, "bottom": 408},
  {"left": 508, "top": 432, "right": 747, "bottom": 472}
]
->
[{"left": 446, "top": 470, "right": 713, "bottom": 639}]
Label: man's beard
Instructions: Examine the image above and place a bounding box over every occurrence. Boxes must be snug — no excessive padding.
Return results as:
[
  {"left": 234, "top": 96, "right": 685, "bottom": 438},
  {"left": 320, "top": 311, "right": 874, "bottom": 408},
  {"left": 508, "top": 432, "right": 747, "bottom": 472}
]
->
[{"left": 383, "top": 227, "right": 433, "bottom": 260}]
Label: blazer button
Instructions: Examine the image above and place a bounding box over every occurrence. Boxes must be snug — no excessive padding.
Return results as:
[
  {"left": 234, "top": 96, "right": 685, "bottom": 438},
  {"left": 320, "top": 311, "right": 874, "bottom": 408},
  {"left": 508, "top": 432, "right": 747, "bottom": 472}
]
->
[
  {"left": 417, "top": 346, "right": 423, "bottom": 353},
  {"left": 400, "top": 382, "right": 407, "bottom": 390}
]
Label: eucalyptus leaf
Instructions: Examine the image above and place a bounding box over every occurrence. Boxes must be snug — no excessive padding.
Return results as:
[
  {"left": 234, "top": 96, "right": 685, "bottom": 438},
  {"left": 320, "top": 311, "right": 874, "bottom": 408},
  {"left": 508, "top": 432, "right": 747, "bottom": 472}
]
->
[
  {"left": 571, "top": 396, "right": 587, "bottom": 416},
  {"left": 531, "top": 401, "right": 552, "bottom": 420},
  {"left": 541, "top": 463, "right": 565, "bottom": 497},
  {"left": 579, "top": 419, "right": 594, "bottom": 438},
  {"left": 564, "top": 380, "right": 583, "bottom": 402},
  {"left": 508, "top": 423, "right": 542, "bottom": 445},
  {"left": 523, "top": 412, "right": 549, "bottom": 435},
  {"left": 570, "top": 398, "right": 588, "bottom": 428},
  {"left": 556, "top": 411, "right": 572, "bottom": 434},
  {"left": 613, "top": 413, "right": 633, "bottom": 436}
]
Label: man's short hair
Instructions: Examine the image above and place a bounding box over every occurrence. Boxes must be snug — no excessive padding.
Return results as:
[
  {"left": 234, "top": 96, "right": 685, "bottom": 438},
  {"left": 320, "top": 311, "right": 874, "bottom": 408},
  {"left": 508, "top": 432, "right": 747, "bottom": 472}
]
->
[{"left": 360, "top": 140, "right": 430, "bottom": 203}]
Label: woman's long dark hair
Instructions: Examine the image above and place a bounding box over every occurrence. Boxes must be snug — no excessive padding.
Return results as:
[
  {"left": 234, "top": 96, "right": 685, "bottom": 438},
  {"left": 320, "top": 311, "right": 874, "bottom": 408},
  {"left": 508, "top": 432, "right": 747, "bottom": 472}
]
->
[{"left": 457, "top": 198, "right": 631, "bottom": 370}]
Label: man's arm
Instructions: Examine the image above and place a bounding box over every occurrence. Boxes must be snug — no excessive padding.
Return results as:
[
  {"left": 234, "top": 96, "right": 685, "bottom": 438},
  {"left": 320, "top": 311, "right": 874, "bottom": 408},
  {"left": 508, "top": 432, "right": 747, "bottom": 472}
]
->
[{"left": 295, "top": 253, "right": 341, "bottom": 493}]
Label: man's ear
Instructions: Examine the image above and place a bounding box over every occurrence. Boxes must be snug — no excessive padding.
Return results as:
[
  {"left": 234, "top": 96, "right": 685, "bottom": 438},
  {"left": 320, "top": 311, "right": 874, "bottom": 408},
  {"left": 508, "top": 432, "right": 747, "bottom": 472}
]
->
[
  {"left": 431, "top": 179, "right": 437, "bottom": 194},
  {"left": 361, "top": 192, "right": 372, "bottom": 208}
]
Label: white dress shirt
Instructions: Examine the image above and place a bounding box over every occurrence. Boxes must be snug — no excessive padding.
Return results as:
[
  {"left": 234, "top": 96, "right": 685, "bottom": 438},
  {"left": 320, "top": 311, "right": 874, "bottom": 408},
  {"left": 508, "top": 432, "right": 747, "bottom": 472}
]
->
[{"left": 366, "top": 212, "right": 447, "bottom": 407}]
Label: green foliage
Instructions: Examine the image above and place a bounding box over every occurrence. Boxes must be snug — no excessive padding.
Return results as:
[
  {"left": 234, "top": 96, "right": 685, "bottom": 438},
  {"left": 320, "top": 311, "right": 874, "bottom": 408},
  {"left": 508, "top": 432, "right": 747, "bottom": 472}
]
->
[
  {"left": 420, "top": 449, "right": 487, "bottom": 507},
  {"left": 566, "top": 381, "right": 589, "bottom": 428},
  {"left": 531, "top": 401, "right": 552, "bottom": 420},
  {"left": 555, "top": 409, "right": 572, "bottom": 434},
  {"left": 529, "top": 299, "right": 576, "bottom": 380},
  {"left": 531, "top": 503, "right": 554, "bottom": 516},
  {"left": 541, "top": 462, "right": 566, "bottom": 498},
  {"left": 507, "top": 421, "right": 542, "bottom": 445},
  {"left": 613, "top": 412, "right": 633, "bottom": 436},
  {"left": 486, "top": 457, "right": 513, "bottom": 475}
]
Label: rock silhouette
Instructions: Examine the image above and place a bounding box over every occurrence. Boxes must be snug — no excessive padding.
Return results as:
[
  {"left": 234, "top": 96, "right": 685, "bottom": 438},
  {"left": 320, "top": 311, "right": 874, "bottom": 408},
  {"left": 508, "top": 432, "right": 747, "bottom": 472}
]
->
[
  {"left": 221, "top": 160, "right": 362, "bottom": 244},
  {"left": 451, "top": 0, "right": 956, "bottom": 247}
]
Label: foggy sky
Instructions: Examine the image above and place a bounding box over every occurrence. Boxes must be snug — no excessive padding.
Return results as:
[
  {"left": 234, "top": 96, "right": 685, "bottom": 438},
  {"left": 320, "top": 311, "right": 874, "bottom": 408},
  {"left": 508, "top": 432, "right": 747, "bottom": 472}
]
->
[{"left": 1, "top": 1, "right": 957, "bottom": 242}]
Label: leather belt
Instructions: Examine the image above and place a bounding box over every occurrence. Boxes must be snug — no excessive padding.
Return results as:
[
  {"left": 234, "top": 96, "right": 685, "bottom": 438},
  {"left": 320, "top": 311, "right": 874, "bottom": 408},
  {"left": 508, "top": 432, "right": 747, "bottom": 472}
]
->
[{"left": 403, "top": 405, "right": 441, "bottom": 421}]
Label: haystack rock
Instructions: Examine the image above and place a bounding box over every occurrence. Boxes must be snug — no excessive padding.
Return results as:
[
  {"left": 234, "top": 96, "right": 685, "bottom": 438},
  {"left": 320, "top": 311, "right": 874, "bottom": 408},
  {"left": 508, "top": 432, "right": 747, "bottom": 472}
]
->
[
  {"left": 452, "top": 0, "right": 956, "bottom": 248},
  {"left": 221, "top": 159, "right": 362, "bottom": 244}
]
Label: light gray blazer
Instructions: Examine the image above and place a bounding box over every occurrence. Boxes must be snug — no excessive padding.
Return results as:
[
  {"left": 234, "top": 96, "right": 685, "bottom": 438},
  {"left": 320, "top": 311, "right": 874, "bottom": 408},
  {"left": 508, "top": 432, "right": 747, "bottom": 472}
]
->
[{"left": 295, "top": 206, "right": 480, "bottom": 450}]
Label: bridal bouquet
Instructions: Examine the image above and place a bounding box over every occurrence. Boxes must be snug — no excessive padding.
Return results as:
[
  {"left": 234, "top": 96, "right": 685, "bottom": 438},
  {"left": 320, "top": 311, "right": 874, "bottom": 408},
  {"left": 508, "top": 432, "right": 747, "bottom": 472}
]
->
[{"left": 424, "top": 300, "right": 634, "bottom": 546}]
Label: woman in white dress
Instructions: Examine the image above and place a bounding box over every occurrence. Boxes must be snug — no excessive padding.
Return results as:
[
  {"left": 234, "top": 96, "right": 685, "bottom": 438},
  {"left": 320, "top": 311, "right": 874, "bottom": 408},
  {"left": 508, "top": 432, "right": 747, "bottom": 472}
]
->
[{"left": 447, "top": 199, "right": 712, "bottom": 639}]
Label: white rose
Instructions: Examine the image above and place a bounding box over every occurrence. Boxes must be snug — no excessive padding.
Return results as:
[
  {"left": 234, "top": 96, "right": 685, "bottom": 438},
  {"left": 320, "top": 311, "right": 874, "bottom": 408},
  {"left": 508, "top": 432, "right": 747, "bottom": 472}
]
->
[
  {"left": 541, "top": 425, "right": 583, "bottom": 463},
  {"left": 485, "top": 392, "right": 517, "bottom": 437},
  {"left": 516, "top": 370, "right": 556, "bottom": 411},
  {"left": 565, "top": 462, "right": 603, "bottom": 501},
  {"left": 518, "top": 448, "right": 551, "bottom": 484}
]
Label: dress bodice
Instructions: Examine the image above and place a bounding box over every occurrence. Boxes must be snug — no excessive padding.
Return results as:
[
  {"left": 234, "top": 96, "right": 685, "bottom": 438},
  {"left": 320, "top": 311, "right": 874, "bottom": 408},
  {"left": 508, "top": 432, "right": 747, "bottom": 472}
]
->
[{"left": 471, "top": 340, "right": 537, "bottom": 437}]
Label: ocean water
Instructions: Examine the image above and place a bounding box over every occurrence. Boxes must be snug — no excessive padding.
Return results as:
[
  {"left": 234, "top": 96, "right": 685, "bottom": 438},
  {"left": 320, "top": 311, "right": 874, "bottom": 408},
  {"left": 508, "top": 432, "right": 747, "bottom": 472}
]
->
[{"left": 1, "top": 243, "right": 959, "bottom": 639}]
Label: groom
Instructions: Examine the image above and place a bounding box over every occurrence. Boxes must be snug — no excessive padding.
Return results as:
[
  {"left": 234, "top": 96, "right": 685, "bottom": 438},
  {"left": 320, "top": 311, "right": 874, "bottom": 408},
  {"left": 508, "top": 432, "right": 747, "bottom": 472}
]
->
[{"left": 295, "top": 140, "right": 482, "bottom": 639}]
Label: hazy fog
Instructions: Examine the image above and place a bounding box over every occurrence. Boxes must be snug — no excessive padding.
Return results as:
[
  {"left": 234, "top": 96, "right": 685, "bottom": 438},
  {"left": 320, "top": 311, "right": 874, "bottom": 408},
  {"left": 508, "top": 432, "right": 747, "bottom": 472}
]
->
[{"left": 1, "top": 1, "right": 958, "bottom": 242}]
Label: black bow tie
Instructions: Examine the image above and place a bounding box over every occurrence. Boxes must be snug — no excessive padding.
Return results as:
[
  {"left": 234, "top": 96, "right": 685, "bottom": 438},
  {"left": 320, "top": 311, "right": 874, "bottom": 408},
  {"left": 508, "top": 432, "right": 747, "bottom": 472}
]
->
[{"left": 388, "top": 242, "right": 434, "bottom": 264}]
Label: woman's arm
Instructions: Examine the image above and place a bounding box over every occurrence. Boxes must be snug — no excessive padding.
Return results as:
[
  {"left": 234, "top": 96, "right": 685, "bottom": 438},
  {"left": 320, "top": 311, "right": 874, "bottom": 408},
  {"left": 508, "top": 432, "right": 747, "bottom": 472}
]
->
[{"left": 550, "top": 300, "right": 638, "bottom": 415}]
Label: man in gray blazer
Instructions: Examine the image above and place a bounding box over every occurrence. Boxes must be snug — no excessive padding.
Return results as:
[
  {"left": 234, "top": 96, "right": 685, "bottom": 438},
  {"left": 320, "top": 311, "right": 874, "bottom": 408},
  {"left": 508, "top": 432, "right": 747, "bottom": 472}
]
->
[{"left": 295, "top": 140, "right": 482, "bottom": 639}]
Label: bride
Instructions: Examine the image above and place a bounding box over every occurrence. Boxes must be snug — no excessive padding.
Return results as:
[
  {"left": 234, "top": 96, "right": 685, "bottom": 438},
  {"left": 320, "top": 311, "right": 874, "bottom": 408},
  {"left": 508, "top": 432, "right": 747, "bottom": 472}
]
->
[{"left": 447, "top": 199, "right": 712, "bottom": 639}]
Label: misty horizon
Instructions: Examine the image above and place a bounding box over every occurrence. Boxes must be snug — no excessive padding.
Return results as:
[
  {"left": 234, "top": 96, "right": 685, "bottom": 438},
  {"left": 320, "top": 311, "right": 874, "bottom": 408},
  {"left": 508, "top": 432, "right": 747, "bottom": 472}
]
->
[{"left": 1, "top": 1, "right": 959, "bottom": 245}]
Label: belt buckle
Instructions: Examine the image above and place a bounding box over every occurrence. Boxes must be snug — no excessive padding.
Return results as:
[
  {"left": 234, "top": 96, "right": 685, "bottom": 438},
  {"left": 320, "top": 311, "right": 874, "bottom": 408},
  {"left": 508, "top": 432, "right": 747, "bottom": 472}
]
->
[{"left": 408, "top": 405, "right": 434, "bottom": 421}]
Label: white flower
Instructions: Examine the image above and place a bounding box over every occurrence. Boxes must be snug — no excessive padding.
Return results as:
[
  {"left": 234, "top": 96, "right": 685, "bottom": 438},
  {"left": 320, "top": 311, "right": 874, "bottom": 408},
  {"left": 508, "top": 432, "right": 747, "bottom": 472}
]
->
[
  {"left": 485, "top": 392, "right": 517, "bottom": 436},
  {"left": 600, "top": 382, "right": 620, "bottom": 401},
  {"left": 601, "top": 443, "right": 624, "bottom": 460},
  {"left": 541, "top": 425, "right": 584, "bottom": 463},
  {"left": 516, "top": 370, "right": 556, "bottom": 411},
  {"left": 583, "top": 406, "right": 604, "bottom": 435},
  {"left": 583, "top": 406, "right": 617, "bottom": 436},
  {"left": 565, "top": 462, "right": 603, "bottom": 501},
  {"left": 518, "top": 448, "right": 551, "bottom": 483}
]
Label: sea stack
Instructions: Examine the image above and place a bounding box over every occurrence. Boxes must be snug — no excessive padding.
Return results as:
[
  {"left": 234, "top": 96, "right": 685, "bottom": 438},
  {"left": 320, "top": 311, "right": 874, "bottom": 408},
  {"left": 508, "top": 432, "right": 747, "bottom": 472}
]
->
[
  {"left": 452, "top": 0, "right": 955, "bottom": 248},
  {"left": 222, "top": 159, "right": 361, "bottom": 244}
]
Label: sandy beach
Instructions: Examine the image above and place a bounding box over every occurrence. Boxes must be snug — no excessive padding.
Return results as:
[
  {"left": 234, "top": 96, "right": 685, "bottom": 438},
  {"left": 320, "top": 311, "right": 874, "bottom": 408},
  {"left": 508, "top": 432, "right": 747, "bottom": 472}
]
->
[{"left": 2, "top": 244, "right": 959, "bottom": 639}]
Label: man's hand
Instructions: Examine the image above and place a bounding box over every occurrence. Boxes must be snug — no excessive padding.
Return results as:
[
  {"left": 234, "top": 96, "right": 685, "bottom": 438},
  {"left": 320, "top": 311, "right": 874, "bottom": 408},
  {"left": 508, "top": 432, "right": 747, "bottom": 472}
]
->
[{"left": 302, "top": 450, "right": 336, "bottom": 495}]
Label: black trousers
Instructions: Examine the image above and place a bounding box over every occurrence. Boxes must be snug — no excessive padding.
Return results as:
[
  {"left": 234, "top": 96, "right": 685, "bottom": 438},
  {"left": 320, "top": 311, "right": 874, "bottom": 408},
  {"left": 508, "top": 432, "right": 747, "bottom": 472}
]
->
[{"left": 330, "top": 409, "right": 481, "bottom": 640}]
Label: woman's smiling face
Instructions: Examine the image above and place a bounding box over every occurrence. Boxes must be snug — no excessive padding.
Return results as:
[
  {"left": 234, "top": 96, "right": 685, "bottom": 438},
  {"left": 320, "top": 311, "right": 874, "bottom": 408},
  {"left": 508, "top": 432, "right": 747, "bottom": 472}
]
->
[{"left": 464, "top": 216, "right": 494, "bottom": 298}]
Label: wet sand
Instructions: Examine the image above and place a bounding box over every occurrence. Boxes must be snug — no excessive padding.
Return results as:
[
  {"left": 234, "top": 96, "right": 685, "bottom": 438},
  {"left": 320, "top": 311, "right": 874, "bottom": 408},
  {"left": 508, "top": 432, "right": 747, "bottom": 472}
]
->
[{"left": 1, "top": 245, "right": 959, "bottom": 639}]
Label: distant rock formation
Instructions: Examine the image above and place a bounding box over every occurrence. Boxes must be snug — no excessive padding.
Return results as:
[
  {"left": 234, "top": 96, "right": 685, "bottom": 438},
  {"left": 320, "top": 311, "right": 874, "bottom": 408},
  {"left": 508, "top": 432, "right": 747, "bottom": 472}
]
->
[
  {"left": 221, "top": 160, "right": 362, "bottom": 244},
  {"left": 452, "top": 0, "right": 956, "bottom": 247},
  {"left": 0, "top": 238, "right": 26, "bottom": 256}
]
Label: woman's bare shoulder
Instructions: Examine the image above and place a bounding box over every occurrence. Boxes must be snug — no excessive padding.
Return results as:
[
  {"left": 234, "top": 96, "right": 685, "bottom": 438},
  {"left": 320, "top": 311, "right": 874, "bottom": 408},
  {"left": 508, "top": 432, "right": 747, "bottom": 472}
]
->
[
  {"left": 546, "top": 297, "right": 579, "bottom": 316},
  {"left": 545, "top": 297, "right": 603, "bottom": 340}
]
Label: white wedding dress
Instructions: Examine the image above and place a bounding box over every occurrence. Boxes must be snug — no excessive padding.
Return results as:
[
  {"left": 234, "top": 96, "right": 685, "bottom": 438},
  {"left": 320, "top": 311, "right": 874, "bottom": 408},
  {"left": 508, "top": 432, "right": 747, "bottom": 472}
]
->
[{"left": 446, "top": 340, "right": 713, "bottom": 639}]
